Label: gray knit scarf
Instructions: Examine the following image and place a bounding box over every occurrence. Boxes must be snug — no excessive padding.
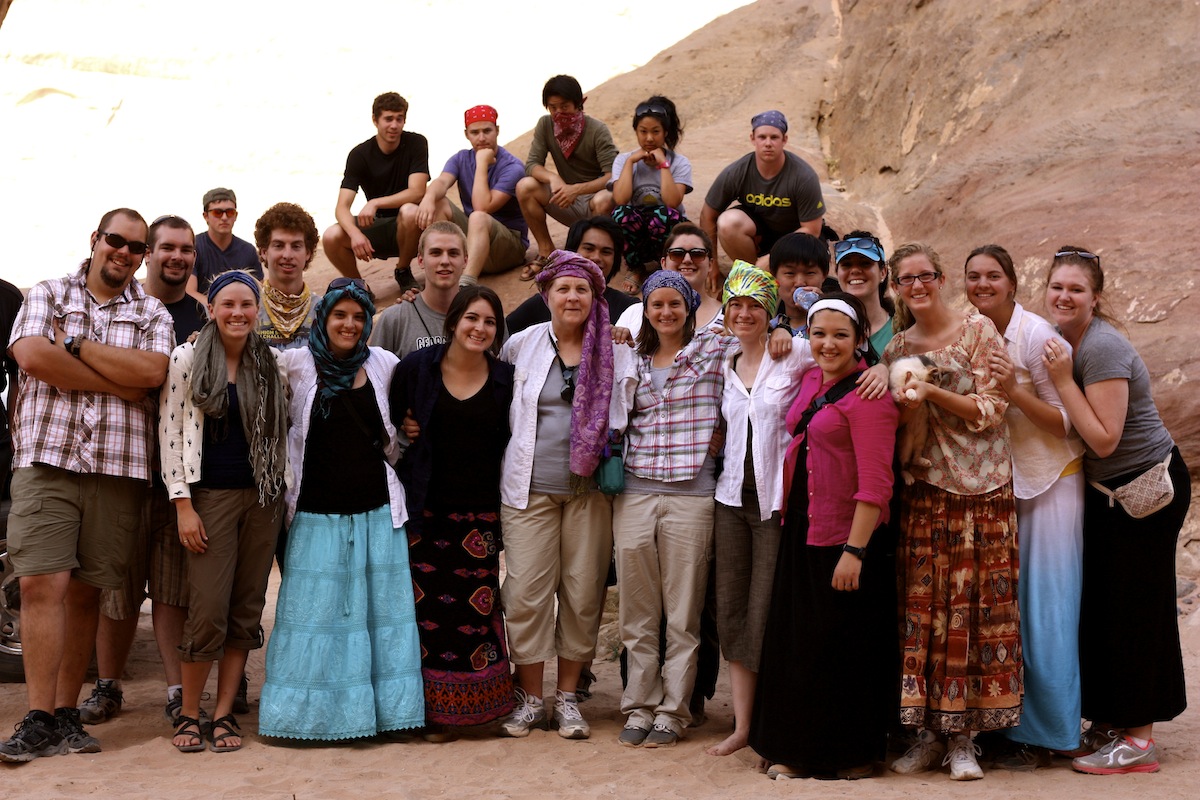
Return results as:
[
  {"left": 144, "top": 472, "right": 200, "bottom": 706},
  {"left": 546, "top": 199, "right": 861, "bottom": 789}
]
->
[{"left": 189, "top": 321, "right": 289, "bottom": 504}]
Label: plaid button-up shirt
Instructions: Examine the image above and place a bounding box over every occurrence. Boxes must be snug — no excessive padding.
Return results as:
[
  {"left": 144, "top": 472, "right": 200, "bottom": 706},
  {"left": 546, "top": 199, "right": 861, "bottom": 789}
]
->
[
  {"left": 615, "top": 331, "right": 728, "bottom": 483},
  {"left": 9, "top": 263, "right": 174, "bottom": 481}
]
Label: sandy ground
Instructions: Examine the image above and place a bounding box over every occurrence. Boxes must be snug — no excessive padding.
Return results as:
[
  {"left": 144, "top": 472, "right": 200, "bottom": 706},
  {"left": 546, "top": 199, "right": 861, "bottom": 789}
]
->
[{"left": 2, "top": 565, "right": 1199, "bottom": 799}]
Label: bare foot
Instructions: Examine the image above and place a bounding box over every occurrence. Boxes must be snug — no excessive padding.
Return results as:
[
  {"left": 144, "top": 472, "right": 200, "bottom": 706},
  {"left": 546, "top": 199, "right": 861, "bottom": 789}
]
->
[
  {"left": 705, "top": 729, "right": 749, "bottom": 756},
  {"left": 753, "top": 756, "right": 771, "bottom": 773}
]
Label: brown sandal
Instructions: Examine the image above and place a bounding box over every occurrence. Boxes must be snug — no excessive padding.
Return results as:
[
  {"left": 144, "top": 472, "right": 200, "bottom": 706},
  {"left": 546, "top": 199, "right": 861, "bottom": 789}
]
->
[
  {"left": 172, "top": 715, "right": 206, "bottom": 753},
  {"left": 208, "top": 714, "right": 243, "bottom": 753},
  {"left": 519, "top": 255, "right": 551, "bottom": 281}
]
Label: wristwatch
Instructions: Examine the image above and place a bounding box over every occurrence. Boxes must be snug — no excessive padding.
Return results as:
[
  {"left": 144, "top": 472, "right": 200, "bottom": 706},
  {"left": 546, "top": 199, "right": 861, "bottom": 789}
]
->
[
  {"left": 63, "top": 335, "right": 83, "bottom": 358},
  {"left": 842, "top": 543, "right": 867, "bottom": 560},
  {"left": 767, "top": 314, "right": 793, "bottom": 336}
]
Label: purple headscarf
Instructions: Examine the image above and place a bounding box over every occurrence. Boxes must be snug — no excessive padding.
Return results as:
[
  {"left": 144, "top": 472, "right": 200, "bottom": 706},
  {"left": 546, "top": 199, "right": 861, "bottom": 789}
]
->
[{"left": 535, "top": 250, "right": 614, "bottom": 487}]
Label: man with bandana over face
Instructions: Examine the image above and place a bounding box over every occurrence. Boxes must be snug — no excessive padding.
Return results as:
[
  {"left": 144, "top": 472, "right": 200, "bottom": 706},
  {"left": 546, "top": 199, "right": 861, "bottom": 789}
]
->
[{"left": 516, "top": 75, "right": 618, "bottom": 278}]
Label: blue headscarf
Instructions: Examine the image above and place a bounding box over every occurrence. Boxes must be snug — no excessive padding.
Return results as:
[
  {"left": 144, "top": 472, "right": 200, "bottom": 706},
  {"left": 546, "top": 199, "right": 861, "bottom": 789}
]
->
[
  {"left": 641, "top": 269, "right": 701, "bottom": 312},
  {"left": 207, "top": 269, "right": 261, "bottom": 304},
  {"left": 309, "top": 281, "right": 376, "bottom": 415}
]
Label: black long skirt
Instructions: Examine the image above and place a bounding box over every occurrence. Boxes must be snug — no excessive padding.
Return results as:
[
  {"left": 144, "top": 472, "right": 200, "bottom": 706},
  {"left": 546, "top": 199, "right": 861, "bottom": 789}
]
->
[
  {"left": 1079, "top": 446, "right": 1190, "bottom": 727},
  {"left": 747, "top": 462, "right": 899, "bottom": 772}
]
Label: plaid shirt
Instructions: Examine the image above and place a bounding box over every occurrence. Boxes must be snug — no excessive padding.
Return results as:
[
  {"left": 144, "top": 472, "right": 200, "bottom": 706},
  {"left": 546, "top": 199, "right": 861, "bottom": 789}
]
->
[
  {"left": 615, "top": 331, "right": 727, "bottom": 483},
  {"left": 9, "top": 262, "right": 174, "bottom": 480}
]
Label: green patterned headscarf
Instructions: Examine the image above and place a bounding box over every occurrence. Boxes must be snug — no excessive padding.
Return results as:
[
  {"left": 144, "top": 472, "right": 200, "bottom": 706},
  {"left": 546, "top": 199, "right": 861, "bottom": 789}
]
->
[{"left": 722, "top": 260, "right": 778, "bottom": 314}]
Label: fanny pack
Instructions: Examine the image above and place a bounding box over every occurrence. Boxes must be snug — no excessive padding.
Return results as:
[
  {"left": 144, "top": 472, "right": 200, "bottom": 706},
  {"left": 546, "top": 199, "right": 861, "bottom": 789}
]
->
[{"left": 1089, "top": 452, "right": 1174, "bottom": 519}]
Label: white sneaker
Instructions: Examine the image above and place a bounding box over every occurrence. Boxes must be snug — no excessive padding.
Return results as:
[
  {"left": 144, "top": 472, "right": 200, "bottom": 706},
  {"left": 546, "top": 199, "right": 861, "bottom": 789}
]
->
[
  {"left": 891, "top": 729, "right": 946, "bottom": 774},
  {"left": 944, "top": 734, "right": 984, "bottom": 780},
  {"left": 499, "top": 688, "right": 546, "bottom": 738},
  {"left": 553, "top": 690, "right": 590, "bottom": 739}
]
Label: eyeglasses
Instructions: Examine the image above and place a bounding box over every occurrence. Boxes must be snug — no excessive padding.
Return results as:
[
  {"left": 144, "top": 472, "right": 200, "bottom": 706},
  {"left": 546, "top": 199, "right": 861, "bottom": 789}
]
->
[
  {"left": 894, "top": 271, "right": 941, "bottom": 287},
  {"left": 151, "top": 214, "right": 191, "bottom": 227},
  {"left": 666, "top": 247, "right": 709, "bottom": 263},
  {"left": 99, "top": 231, "right": 149, "bottom": 255},
  {"left": 834, "top": 237, "right": 884, "bottom": 262},
  {"left": 1055, "top": 249, "right": 1100, "bottom": 266},
  {"left": 206, "top": 208, "right": 238, "bottom": 219}
]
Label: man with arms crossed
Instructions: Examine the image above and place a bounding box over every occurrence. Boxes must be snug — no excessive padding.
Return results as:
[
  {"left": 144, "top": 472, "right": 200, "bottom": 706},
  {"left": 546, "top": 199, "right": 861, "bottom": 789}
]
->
[
  {"left": 78, "top": 215, "right": 209, "bottom": 727},
  {"left": 700, "top": 111, "right": 825, "bottom": 280},
  {"left": 0, "top": 209, "right": 173, "bottom": 762},
  {"left": 322, "top": 92, "right": 430, "bottom": 291},
  {"left": 401, "top": 104, "right": 529, "bottom": 284}
]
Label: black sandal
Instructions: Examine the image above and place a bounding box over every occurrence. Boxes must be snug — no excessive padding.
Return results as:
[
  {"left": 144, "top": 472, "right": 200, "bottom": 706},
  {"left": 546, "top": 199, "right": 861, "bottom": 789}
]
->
[
  {"left": 208, "top": 714, "right": 243, "bottom": 753},
  {"left": 172, "top": 715, "right": 206, "bottom": 753}
]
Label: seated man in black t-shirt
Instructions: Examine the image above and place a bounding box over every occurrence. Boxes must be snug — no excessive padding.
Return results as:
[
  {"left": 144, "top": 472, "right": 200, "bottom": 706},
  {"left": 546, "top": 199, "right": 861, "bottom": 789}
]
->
[{"left": 321, "top": 92, "right": 430, "bottom": 288}]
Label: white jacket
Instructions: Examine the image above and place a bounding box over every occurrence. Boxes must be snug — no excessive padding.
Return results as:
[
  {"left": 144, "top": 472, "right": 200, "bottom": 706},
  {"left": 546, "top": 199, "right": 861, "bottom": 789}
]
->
[{"left": 275, "top": 346, "right": 407, "bottom": 528}]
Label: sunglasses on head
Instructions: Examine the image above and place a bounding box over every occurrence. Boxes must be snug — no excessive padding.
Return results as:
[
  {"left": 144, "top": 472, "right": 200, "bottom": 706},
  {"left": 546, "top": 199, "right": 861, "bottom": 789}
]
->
[
  {"left": 98, "top": 231, "right": 148, "bottom": 255},
  {"left": 327, "top": 276, "right": 374, "bottom": 300},
  {"left": 1054, "top": 249, "right": 1100, "bottom": 266},
  {"left": 206, "top": 208, "right": 238, "bottom": 219},
  {"left": 151, "top": 214, "right": 190, "bottom": 227},
  {"left": 666, "top": 247, "right": 709, "bottom": 262},
  {"left": 635, "top": 103, "right": 668, "bottom": 118},
  {"left": 834, "top": 237, "right": 884, "bottom": 261}
]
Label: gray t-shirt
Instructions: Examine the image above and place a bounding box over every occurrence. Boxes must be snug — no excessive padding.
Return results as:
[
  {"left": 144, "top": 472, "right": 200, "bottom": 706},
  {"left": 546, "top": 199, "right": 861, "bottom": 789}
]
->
[
  {"left": 529, "top": 360, "right": 574, "bottom": 495},
  {"left": 370, "top": 295, "right": 447, "bottom": 360},
  {"left": 1074, "top": 317, "right": 1173, "bottom": 480},
  {"left": 704, "top": 151, "right": 825, "bottom": 233},
  {"left": 609, "top": 150, "right": 693, "bottom": 211}
]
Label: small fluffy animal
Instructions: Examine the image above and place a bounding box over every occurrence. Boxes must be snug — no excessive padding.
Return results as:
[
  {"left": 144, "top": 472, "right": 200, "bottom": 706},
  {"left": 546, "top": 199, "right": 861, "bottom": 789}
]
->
[{"left": 889, "top": 355, "right": 938, "bottom": 485}]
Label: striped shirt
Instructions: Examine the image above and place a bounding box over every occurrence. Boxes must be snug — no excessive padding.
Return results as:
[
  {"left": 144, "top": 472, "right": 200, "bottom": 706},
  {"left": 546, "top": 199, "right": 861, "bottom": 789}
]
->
[
  {"left": 614, "top": 330, "right": 728, "bottom": 483},
  {"left": 9, "top": 262, "right": 174, "bottom": 480}
]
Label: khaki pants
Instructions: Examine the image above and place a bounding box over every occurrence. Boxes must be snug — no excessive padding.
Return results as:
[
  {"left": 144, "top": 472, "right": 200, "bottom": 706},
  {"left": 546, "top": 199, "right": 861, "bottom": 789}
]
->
[
  {"left": 614, "top": 492, "right": 714, "bottom": 734},
  {"left": 500, "top": 492, "right": 612, "bottom": 664},
  {"left": 180, "top": 488, "right": 282, "bottom": 662}
]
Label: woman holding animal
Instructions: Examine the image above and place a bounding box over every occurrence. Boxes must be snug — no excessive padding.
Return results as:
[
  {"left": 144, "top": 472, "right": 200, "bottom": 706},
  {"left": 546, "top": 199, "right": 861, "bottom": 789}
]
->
[
  {"left": 748, "top": 291, "right": 898, "bottom": 780},
  {"left": 963, "top": 245, "right": 1085, "bottom": 769},
  {"left": 1041, "top": 246, "right": 1190, "bottom": 776},
  {"left": 882, "top": 242, "right": 1021, "bottom": 781}
]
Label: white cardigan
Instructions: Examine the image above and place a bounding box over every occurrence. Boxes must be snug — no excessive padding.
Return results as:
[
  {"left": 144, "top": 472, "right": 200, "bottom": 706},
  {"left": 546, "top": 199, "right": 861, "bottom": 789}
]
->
[
  {"left": 275, "top": 346, "right": 407, "bottom": 529},
  {"left": 158, "top": 341, "right": 293, "bottom": 501}
]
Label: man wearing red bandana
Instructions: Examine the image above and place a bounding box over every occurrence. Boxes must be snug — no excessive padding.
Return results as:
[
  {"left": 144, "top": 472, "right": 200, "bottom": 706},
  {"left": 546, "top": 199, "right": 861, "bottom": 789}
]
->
[
  {"left": 399, "top": 105, "right": 530, "bottom": 284},
  {"left": 516, "top": 75, "right": 618, "bottom": 278}
]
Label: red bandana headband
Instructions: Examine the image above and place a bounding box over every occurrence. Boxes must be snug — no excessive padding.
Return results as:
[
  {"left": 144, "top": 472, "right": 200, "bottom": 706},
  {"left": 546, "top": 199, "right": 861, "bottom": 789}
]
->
[{"left": 464, "top": 105, "right": 498, "bottom": 127}]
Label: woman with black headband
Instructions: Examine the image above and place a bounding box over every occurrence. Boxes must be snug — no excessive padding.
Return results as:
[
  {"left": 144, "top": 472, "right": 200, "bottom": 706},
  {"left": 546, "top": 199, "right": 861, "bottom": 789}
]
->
[
  {"left": 259, "top": 278, "right": 423, "bottom": 742},
  {"left": 609, "top": 96, "right": 693, "bottom": 290},
  {"left": 160, "top": 270, "right": 289, "bottom": 753}
]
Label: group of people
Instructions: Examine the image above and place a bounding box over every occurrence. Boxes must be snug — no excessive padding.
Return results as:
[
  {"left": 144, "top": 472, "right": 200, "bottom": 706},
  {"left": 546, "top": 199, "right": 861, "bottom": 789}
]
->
[{"left": 0, "top": 78, "right": 1189, "bottom": 786}]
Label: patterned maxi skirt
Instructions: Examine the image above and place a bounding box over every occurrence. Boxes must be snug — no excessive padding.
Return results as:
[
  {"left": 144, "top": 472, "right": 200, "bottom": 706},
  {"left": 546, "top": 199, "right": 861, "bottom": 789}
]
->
[
  {"left": 611, "top": 204, "right": 685, "bottom": 274},
  {"left": 898, "top": 481, "right": 1023, "bottom": 732},
  {"left": 410, "top": 508, "right": 514, "bottom": 726}
]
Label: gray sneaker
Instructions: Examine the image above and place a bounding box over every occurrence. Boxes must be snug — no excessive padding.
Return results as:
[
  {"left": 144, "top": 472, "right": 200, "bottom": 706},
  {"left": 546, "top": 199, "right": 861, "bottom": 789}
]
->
[
  {"left": 552, "top": 690, "right": 589, "bottom": 739},
  {"left": 0, "top": 712, "right": 68, "bottom": 763},
  {"left": 618, "top": 725, "right": 650, "bottom": 747},
  {"left": 54, "top": 707, "right": 101, "bottom": 754},
  {"left": 1072, "top": 736, "right": 1159, "bottom": 775},
  {"left": 78, "top": 679, "right": 123, "bottom": 725},
  {"left": 642, "top": 722, "right": 679, "bottom": 748},
  {"left": 499, "top": 689, "right": 547, "bottom": 738}
]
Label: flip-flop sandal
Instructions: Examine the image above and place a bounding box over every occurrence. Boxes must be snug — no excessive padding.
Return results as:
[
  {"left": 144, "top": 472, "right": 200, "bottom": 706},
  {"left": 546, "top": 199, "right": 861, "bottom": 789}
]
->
[
  {"left": 172, "top": 715, "right": 206, "bottom": 753},
  {"left": 209, "top": 714, "right": 243, "bottom": 753}
]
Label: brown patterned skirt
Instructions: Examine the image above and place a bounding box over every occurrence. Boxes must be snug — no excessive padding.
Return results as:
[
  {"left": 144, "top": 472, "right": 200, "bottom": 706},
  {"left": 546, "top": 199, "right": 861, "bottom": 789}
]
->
[{"left": 898, "top": 480, "right": 1023, "bottom": 732}]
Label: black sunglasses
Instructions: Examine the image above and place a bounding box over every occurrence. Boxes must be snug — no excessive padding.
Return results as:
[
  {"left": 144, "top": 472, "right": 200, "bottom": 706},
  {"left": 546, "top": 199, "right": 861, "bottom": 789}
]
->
[
  {"left": 634, "top": 103, "right": 669, "bottom": 119},
  {"left": 666, "top": 247, "right": 709, "bottom": 262},
  {"left": 558, "top": 359, "right": 577, "bottom": 403},
  {"left": 327, "top": 277, "right": 369, "bottom": 292},
  {"left": 99, "top": 231, "right": 148, "bottom": 255}
]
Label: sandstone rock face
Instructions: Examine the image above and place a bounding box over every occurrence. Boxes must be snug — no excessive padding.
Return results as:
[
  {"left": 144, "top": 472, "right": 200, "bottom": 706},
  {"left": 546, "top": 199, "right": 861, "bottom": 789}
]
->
[{"left": 565, "top": 0, "right": 1198, "bottom": 475}]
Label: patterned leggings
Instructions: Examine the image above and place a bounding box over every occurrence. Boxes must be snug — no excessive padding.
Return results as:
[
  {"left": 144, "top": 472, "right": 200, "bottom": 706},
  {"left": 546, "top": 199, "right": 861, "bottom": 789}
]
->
[{"left": 611, "top": 204, "right": 686, "bottom": 276}]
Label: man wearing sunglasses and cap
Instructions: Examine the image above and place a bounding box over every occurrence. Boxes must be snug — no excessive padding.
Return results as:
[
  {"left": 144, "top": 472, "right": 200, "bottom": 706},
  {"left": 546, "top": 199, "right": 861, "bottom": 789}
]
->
[
  {"left": 1, "top": 208, "right": 174, "bottom": 763},
  {"left": 700, "top": 110, "right": 825, "bottom": 276},
  {"left": 185, "top": 187, "right": 262, "bottom": 307},
  {"left": 399, "top": 104, "right": 530, "bottom": 286}
]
